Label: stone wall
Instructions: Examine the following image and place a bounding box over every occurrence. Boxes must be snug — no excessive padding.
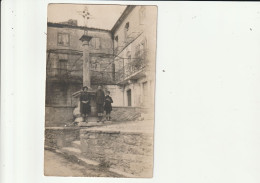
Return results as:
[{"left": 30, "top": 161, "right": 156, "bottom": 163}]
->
[
  {"left": 45, "top": 128, "right": 80, "bottom": 148},
  {"left": 45, "top": 106, "right": 74, "bottom": 127},
  {"left": 80, "top": 129, "right": 153, "bottom": 177},
  {"left": 111, "top": 107, "right": 141, "bottom": 121},
  {"left": 45, "top": 106, "right": 142, "bottom": 127},
  {"left": 45, "top": 82, "right": 81, "bottom": 107}
]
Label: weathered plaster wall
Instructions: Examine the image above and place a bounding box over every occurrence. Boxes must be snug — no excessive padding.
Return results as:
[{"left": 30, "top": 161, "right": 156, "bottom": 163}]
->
[{"left": 47, "top": 26, "right": 113, "bottom": 54}]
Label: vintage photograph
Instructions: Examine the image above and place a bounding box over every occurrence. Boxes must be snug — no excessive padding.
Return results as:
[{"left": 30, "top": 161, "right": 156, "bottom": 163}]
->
[{"left": 44, "top": 4, "right": 157, "bottom": 178}]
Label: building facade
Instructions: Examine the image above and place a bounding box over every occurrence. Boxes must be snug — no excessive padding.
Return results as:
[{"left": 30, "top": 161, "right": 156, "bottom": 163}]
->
[
  {"left": 46, "top": 22, "right": 115, "bottom": 107},
  {"left": 112, "top": 6, "right": 157, "bottom": 108},
  {"left": 46, "top": 5, "right": 157, "bottom": 111}
]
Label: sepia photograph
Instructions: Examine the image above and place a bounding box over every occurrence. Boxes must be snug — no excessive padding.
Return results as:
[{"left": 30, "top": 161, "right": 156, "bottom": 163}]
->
[
  {"left": 44, "top": 4, "right": 157, "bottom": 178},
  {"left": 4, "top": 1, "right": 260, "bottom": 183}
]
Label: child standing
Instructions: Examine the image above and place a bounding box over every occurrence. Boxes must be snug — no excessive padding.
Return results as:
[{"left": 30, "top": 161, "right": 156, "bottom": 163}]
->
[{"left": 104, "top": 91, "right": 113, "bottom": 121}]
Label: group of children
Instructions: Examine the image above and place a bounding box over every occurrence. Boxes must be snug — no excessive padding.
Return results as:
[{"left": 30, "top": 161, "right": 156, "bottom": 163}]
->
[{"left": 80, "top": 86, "right": 113, "bottom": 123}]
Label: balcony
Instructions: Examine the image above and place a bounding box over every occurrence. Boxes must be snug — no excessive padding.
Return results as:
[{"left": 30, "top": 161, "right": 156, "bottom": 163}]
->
[
  {"left": 46, "top": 68, "right": 116, "bottom": 84},
  {"left": 115, "top": 58, "right": 147, "bottom": 84},
  {"left": 91, "top": 70, "right": 115, "bottom": 85},
  {"left": 46, "top": 68, "right": 82, "bottom": 83}
]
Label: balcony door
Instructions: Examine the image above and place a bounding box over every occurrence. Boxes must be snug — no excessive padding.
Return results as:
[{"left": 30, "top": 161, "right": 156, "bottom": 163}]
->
[
  {"left": 127, "top": 89, "right": 132, "bottom": 106},
  {"left": 59, "top": 59, "right": 68, "bottom": 77},
  {"left": 143, "top": 81, "right": 148, "bottom": 106}
]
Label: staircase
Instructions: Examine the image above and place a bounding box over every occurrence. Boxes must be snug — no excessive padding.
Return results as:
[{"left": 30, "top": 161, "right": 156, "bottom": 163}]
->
[{"left": 61, "top": 140, "right": 100, "bottom": 166}]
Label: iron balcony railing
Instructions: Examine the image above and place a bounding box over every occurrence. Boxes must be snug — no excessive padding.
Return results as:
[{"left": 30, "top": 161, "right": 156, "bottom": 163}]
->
[
  {"left": 115, "top": 57, "right": 147, "bottom": 83},
  {"left": 91, "top": 70, "right": 115, "bottom": 85},
  {"left": 46, "top": 68, "right": 82, "bottom": 81},
  {"left": 46, "top": 58, "right": 147, "bottom": 84},
  {"left": 46, "top": 68, "right": 116, "bottom": 84}
]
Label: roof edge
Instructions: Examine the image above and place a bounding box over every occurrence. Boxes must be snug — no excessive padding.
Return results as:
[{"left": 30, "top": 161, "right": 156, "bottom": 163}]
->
[
  {"left": 111, "top": 5, "right": 136, "bottom": 34},
  {"left": 47, "top": 22, "right": 111, "bottom": 33}
]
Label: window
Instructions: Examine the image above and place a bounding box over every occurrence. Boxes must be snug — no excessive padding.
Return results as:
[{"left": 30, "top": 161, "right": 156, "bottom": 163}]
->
[
  {"left": 142, "top": 82, "right": 148, "bottom": 106},
  {"left": 114, "top": 35, "right": 118, "bottom": 50},
  {"left": 91, "top": 38, "right": 101, "bottom": 49},
  {"left": 57, "top": 33, "right": 70, "bottom": 46},
  {"left": 135, "top": 40, "right": 146, "bottom": 60},
  {"left": 140, "top": 42, "right": 145, "bottom": 59},
  {"left": 95, "top": 38, "right": 101, "bottom": 49},
  {"left": 127, "top": 89, "right": 132, "bottom": 106},
  {"left": 124, "top": 22, "right": 130, "bottom": 42},
  {"left": 58, "top": 59, "right": 68, "bottom": 76},
  {"left": 115, "top": 35, "right": 118, "bottom": 42},
  {"left": 125, "top": 22, "right": 129, "bottom": 31}
]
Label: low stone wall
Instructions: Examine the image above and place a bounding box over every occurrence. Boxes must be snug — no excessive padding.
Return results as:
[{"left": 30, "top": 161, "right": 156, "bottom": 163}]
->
[
  {"left": 80, "top": 129, "right": 153, "bottom": 177},
  {"left": 45, "top": 127, "right": 80, "bottom": 148},
  {"left": 110, "top": 107, "right": 141, "bottom": 121},
  {"left": 45, "top": 106, "right": 74, "bottom": 127},
  {"left": 45, "top": 106, "right": 142, "bottom": 127}
]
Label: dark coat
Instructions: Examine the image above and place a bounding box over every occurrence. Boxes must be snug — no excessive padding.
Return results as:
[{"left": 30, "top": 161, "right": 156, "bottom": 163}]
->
[
  {"left": 80, "top": 92, "right": 91, "bottom": 115},
  {"left": 95, "top": 89, "right": 105, "bottom": 104},
  {"left": 104, "top": 95, "right": 113, "bottom": 112}
]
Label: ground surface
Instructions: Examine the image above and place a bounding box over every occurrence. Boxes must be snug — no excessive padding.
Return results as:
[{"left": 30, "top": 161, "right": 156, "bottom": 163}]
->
[
  {"left": 86, "top": 120, "right": 154, "bottom": 133},
  {"left": 44, "top": 150, "right": 118, "bottom": 177}
]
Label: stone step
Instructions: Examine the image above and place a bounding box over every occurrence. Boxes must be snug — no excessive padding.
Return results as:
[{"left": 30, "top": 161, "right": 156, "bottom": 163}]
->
[
  {"left": 74, "top": 116, "right": 98, "bottom": 123},
  {"left": 60, "top": 147, "right": 99, "bottom": 166},
  {"left": 61, "top": 147, "right": 81, "bottom": 156},
  {"left": 79, "top": 157, "right": 100, "bottom": 166},
  {"left": 87, "top": 116, "right": 98, "bottom": 122},
  {"left": 78, "top": 121, "right": 112, "bottom": 127},
  {"left": 71, "top": 140, "right": 81, "bottom": 149}
]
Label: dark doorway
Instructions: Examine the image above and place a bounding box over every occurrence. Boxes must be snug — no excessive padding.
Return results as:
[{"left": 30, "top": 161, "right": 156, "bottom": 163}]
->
[{"left": 127, "top": 89, "right": 132, "bottom": 106}]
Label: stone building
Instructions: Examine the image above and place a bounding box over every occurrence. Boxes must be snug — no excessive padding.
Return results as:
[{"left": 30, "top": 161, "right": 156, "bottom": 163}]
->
[
  {"left": 46, "top": 22, "right": 114, "bottom": 107},
  {"left": 112, "top": 5, "right": 157, "bottom": 108},
  {"left": 45, "top": 5, "right": 157, "bottom": 125}
]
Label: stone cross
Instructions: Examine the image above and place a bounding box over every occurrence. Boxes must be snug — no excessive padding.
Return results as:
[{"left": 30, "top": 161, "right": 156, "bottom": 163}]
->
[
  {"left": 78, "top": 6, "right": 92, "bottom": 35},
  {"left": 78, "top": 6, "right": 92, "bottom": 88}
]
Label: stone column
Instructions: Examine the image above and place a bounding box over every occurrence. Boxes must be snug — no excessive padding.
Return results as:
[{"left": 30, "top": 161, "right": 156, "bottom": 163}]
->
[{"left": 80, "top": 35, "right": 92, "bottom": 88}]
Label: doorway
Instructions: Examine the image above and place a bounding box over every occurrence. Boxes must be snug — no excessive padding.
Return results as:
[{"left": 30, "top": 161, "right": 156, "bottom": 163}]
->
[
  {"left": 127, "top": 89, "right": 132, "bottom": 106},
  {"left": 143, "top": 82, "right": 148, "bottom": 106}
]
